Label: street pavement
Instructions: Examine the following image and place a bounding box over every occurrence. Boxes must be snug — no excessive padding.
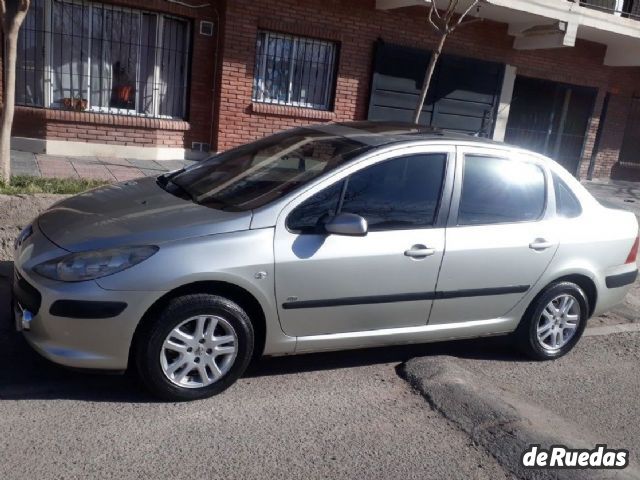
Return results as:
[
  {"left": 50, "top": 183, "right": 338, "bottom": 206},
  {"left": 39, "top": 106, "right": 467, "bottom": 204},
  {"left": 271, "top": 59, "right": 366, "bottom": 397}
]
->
[
  {"left": 0, "top": 268, "right": 513, "bottom": 479},
  {"left": 583, "top": 179, "right": 640, "bottom": 218},
  {"left": 402, "top": 333, "right": 640, "bottom": 480},
  {"left": 454, "top": 332, "right": 640, "bottom": 451}
]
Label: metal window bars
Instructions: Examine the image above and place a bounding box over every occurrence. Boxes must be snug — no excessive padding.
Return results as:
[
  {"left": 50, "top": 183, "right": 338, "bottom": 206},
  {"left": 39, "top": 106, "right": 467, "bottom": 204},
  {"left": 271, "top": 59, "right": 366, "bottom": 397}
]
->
[
  {"left": 574, "top": 0, "right": 640, "bottom": 19},
  {"left": 619, "top": 96, "right": 640, "bottom": 166},
  {"left": 16, "top": 0, "right": 191, "bottom": 120},
  {"left": 252, "top": 31, "right": 338, "bottom": 111}
]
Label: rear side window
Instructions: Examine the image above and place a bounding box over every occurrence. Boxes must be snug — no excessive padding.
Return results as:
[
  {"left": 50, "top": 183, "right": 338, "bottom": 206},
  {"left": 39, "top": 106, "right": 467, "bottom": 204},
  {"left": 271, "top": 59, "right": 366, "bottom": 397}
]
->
[
  {"left": 553, "top": 173, "right": 582, "bottom": 218},
  {"left": 458, "top": 155, "right": 546, "bottom": 226},
  {"left": 287, "top": 153, "right": 447, "bottom": 232}
]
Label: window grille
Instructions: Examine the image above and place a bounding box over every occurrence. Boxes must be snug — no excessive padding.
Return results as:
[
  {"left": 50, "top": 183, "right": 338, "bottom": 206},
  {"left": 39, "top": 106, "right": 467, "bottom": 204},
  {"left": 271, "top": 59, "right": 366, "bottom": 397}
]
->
[
  {"left": 17, "top": 0, "right": 191, "bottom": 119},
  {"left": 252, "top": 30, "right": 338, "bottom": 111}
]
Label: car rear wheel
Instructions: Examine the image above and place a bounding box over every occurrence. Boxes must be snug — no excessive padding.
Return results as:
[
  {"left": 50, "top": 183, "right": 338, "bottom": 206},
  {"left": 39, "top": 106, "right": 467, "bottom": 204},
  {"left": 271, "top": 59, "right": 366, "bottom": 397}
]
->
[
  {"left": 136, "top": 294, "right": 254, "bottom": 401},
  {"left": 516, "top": 281, "right": 589, "bottom": 360}
]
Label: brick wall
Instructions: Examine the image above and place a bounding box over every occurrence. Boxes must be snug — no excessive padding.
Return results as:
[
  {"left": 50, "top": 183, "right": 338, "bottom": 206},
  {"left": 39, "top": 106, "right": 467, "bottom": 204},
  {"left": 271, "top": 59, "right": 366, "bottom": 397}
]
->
[
  {"left": 8, "top": 0, "right": 640, "bottom": 173},
  {"left": 11, "top": 0, "right": 222, "bottom": 152},
  {"left": 217, "top": 0, "right": 640, "bottom": 178}
]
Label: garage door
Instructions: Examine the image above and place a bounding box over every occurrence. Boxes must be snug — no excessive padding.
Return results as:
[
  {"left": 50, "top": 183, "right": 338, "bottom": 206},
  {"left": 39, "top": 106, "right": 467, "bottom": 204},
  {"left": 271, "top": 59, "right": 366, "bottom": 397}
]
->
[
  {"left": 504, "top": 76, "right": 597, "bottom": 176},
  {"left": 367, "top": 40, "right": 505, "bottom": 137}
]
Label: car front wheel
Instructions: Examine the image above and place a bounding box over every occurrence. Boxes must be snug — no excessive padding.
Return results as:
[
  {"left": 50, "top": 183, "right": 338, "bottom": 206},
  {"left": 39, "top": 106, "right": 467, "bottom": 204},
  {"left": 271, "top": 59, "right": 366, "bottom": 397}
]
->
[
  {"left": 516, "top": 281, "right": 589, "bottom": 360},
  {"left": 136, "top": 294, "right": 254, "bottom": 401}
]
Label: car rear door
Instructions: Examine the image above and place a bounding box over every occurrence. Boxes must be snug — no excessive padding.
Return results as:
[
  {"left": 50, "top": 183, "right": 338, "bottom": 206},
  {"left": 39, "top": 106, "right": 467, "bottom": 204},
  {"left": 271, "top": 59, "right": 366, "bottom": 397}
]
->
[
  {"left": 428, "top": 146, "right": 559, "bottom": 325},
  {"left": 273, "top": 145, "right": 455, "bottom": 337}
]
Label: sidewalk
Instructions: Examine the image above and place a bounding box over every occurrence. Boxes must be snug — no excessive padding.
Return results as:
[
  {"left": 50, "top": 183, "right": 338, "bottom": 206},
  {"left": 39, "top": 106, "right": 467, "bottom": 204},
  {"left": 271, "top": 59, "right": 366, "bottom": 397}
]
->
[
  {"left": 582, "top": 178, "right": 640, "bottom": 218},
  {"left": 10, "top": 150, "right": 194, "bottom": 182}
]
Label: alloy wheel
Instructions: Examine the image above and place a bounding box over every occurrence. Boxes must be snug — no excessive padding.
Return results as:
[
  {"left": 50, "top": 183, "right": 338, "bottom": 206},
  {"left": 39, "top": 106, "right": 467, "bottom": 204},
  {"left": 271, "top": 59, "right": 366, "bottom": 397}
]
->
[
  {"left": 536, "top": 294, "right": 581, "bottom": 352},
  {"left": 160, "top": 315, "right": 238, "bottom": 389}
]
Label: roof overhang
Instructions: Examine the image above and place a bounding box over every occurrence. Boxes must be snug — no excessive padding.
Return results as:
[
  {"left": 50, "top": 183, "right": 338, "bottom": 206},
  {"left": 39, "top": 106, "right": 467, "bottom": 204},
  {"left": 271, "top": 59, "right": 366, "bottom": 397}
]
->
[{"left": 375, "top": 0, "right": 640, "bottom": 66}]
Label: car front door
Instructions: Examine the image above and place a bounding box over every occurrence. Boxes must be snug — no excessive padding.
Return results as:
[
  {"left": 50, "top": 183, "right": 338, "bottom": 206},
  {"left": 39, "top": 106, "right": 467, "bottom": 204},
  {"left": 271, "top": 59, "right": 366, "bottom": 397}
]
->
[
  {"left": 274, "top": 146, "right": 454, "bottom": 337},
  {"left": 428, "top": 147, "right": 559, "bottom": 325}
]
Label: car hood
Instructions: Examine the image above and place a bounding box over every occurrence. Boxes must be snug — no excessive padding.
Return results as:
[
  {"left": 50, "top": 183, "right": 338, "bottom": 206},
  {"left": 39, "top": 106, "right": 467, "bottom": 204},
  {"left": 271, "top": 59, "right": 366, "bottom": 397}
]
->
[{"left": 38, "top": 176, "right": 253, "bottom": 252}]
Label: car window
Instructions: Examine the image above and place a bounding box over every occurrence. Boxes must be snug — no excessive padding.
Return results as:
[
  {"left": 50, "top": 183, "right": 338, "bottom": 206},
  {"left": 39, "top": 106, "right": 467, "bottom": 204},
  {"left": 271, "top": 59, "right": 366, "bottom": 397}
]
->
[
  {"left": 341, "top": 154, "right": 447, "bottom": 231},
  {"left": 458, "top": 155, "right": 546, "bottom": 226},
  {"left": 287, "top": 153, "right": 447, "bottom": 233},
  {"left": 553, "top": 173, "right": 582, "bottom": 218},
  {"left": 171, "top": 128, "right": 372, "bottom": 211},
  {"left": 287, "top": 181, "right": 344, "bottom": 233}
]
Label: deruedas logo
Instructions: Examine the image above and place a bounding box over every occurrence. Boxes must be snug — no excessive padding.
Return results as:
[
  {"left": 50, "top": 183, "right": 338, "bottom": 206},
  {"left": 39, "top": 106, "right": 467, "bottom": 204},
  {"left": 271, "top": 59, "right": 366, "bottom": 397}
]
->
[{"left": 521, "top": 445, "right": 629, "bottom": 469}]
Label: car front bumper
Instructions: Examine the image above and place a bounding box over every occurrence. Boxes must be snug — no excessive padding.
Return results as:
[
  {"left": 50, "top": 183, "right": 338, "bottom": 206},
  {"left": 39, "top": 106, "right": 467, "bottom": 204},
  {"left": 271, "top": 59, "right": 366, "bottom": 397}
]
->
[{"left": 13, "top": 226, "right": 164, "bottom": 371}]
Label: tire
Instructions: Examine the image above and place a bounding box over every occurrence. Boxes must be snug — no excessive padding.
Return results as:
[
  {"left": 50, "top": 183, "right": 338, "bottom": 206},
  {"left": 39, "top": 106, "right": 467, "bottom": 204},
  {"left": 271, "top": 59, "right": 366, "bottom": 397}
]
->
[
  {"left": 515, "top": 281, "right": 589, "bottom": 360},
  {"left": 135, "top": 294, "right": 254, "bottom": 401}
]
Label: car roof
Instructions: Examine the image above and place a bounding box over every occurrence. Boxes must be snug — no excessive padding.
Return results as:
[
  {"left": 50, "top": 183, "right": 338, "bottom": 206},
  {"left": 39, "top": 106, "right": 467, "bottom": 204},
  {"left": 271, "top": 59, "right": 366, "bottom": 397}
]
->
[{"left": 308, "top": 121, "right": 505, "bottom": 148}]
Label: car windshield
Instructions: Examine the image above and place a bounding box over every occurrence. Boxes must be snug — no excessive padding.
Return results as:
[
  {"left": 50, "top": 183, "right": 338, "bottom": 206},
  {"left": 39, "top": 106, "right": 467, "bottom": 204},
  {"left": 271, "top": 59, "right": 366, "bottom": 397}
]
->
[{"left": 170, "top": 128, "right": 372, "bottom": 211}]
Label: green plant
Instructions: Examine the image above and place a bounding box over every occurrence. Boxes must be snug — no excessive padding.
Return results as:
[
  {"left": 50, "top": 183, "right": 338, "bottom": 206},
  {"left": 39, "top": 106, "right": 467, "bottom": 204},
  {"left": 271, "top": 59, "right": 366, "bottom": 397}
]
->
[{"left": 0, "top": 176, "right": 110, "bottom": 195}]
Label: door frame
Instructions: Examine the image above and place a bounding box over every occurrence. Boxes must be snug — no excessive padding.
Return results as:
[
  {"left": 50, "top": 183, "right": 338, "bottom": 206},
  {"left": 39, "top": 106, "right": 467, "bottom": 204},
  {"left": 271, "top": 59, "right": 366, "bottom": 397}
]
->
[{"left": 273, "top": 142, "right": 459, "bottom": 231}]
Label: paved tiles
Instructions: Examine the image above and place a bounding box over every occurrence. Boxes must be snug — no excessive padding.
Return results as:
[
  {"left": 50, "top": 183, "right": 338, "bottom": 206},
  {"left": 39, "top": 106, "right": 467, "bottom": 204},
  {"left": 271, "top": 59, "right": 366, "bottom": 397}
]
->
[{"left": 10, "top": 150, "right": 194, "bottom": 181}]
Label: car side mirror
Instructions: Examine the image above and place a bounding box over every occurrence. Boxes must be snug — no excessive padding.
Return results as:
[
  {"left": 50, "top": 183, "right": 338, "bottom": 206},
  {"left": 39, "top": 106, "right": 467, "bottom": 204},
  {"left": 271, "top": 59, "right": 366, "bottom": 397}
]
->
[{"left": 323, "top": 213, "right": 368, "bottom": 237}]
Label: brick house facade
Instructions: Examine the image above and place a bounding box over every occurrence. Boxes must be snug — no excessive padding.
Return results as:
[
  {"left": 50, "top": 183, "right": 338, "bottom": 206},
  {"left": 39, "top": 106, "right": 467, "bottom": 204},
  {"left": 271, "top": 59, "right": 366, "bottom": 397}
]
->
[
  {"left": 8, "top": 0, "right": 640, "bottom": 179},
  {"left": 10, "top": 0, "right": 221, "bottom": 159}
]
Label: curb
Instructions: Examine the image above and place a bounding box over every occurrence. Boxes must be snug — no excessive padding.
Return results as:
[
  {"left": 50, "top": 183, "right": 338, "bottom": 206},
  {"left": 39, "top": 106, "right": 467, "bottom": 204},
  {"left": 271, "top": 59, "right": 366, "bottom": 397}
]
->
[{"left": 400, "top": 356, "right": 640, "bottom": 480}]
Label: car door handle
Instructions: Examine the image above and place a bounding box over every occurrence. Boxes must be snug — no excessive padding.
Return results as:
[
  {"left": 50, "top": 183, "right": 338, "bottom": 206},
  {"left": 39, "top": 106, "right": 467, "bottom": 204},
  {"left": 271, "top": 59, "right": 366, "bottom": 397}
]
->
[
  {"left": 529, "top": 239, "right": 554, "bottom": 251},
  {"left": 404, "top": 245, "right": 436, "bottom": 259}
]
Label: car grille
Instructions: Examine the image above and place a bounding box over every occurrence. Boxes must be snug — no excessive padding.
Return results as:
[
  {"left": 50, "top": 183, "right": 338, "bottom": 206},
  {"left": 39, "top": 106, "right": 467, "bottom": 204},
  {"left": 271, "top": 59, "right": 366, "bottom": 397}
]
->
[{"left": 12, "top": 269, "right": 42, "bottom": 315}]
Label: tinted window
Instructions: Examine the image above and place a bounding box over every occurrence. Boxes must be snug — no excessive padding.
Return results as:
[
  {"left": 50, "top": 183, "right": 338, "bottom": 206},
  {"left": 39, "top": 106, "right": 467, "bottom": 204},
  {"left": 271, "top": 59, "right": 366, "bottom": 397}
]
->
[
  {"left": 458, "top": 156, "right": 546, "bottom": 225},
  {"left": 287, "top": 154, "right": 447, "bottom": 233},
  {"left": 341, "top": 154, "right": 446, "bottom": 231},
  {"left": 287, "top": 181, "right": 343, "bottom": 233},
  {"left": 553, "top": 174, "right": 582, "bottom": 218},
  {"left": 171, "top": 128, "right": 371, "bottom": 211}
]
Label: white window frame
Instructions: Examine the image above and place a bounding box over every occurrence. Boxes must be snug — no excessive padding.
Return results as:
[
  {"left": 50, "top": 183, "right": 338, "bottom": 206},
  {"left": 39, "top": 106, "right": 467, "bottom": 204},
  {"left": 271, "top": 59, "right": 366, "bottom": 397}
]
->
[
  {"left": 253, "top": 30, "right": 337, "bottom": 111},
  {"left": 20, "top": 0, "right": 191, "bottom": 120}
]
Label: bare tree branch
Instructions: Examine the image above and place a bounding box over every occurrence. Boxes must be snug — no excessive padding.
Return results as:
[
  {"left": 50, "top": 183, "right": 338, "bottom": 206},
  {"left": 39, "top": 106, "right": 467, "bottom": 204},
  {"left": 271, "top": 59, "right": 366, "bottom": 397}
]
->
[
  {"left": 431, "top": 1, "right": 442, "bottom": 20},
  {"left": 427, "top": 3, "right": 440, "bottom": 32},
  {"left": 445, "top": 0, "right": 460, "bottom": 23},
  {"left": 413, "top": 0, "right": 483, "bottom": 124},
  {"left": 453, "top": 0, "right": 480, "bottom": 29}
]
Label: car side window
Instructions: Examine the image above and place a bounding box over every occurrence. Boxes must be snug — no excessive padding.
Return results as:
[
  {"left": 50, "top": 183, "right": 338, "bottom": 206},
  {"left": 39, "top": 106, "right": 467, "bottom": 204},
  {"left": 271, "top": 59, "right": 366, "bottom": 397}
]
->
[
  {"left": 553, "top": 173, "right": 582, "bottom": 218},
  {"left": 458, "top": 155, "right": 546, "bottom": 226},
  {"left": 286, "top": 181, "right": 343, "bottom": 233},
  {"left": 340, "top": 154, "right": 446, "bottom": 231},
  {"left": 287, "top": 153, "right": 447, "bottom": 233}
]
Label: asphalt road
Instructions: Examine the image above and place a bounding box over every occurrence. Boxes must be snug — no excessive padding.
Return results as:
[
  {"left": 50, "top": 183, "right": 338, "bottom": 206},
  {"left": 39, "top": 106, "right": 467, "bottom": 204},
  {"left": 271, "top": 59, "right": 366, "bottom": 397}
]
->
[
  {"left": 0, "top": 267, "right": 513, "bottom": 480},
  {"left": 455, "top": 331, "right": 640, "bottom": 451}
]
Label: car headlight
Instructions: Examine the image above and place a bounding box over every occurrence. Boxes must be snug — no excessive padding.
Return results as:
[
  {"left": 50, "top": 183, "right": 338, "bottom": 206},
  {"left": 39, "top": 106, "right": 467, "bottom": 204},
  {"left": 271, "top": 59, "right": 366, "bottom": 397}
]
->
[{"left": 33, "top": 246, "right": 159, "bottom": 282}]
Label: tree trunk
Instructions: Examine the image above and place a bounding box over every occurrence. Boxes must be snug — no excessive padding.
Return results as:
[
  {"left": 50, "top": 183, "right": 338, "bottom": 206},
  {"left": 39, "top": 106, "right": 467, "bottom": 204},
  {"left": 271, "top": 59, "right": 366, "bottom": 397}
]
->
[
  {"left": 0, "top": 3, "right": 30, "bottom": 184},
  {"left": 412, "top": 33, "right": 448, "bottom": 125}
]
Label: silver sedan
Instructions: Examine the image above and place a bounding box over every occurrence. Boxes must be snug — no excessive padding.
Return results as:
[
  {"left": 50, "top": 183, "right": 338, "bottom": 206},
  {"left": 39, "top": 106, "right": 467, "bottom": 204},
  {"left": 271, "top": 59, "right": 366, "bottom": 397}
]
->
[{"left": 12, "top": 122, "right": 639, "bottom": 401}]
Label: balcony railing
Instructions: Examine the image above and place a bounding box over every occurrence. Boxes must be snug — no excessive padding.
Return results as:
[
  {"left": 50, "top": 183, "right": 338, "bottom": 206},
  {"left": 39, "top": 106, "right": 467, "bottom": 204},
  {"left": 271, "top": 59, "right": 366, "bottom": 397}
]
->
[{"left": 575, "top": 0, "right": 640, "bottom": 19}]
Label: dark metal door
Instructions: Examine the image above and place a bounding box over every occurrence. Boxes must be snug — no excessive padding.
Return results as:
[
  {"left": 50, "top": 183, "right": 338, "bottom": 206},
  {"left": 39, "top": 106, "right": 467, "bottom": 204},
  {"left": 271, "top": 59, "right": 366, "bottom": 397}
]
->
[
  {"left": 619, "top": 96, "right": 640, "bottom": 167},
  {"left": 367, "top": 40, "right": 504, "bottom": 137},
  {"left": 505, "top": 76, "right": 597, "bottom": 175}
]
